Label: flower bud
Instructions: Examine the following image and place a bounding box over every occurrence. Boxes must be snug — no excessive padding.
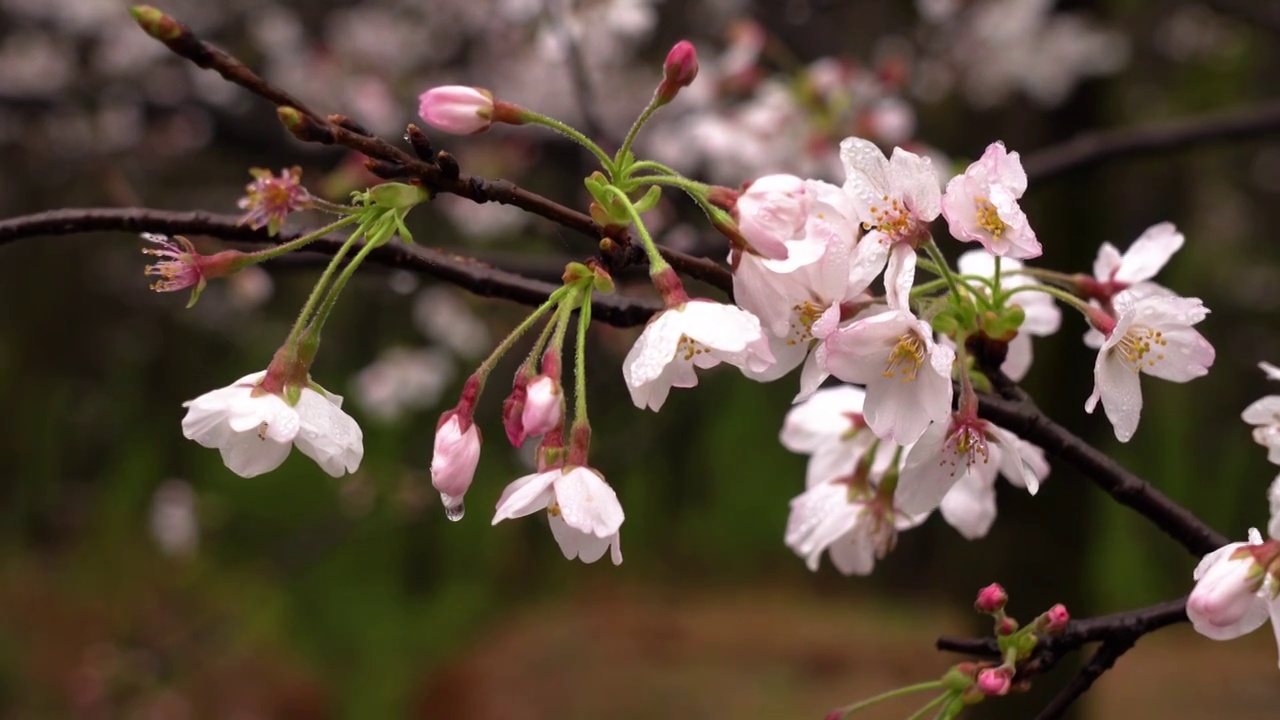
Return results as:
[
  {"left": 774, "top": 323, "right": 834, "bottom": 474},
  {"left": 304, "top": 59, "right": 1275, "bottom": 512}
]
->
[
  {"left": 129, "top": 5, "right": 184, "bottom": 41},
  {"left": 521, "top": 376, "right": 563, "bottom": 441},
  {"left": 734, "top": 174, "right": 808, "bottom": 261},
  {"left": 656, "top": 40, "right": 699, "bottom": 105},
  {"left": 369, "top": 181, "right": 430, "bottom": 210},
  {"left": 996, "top": 617, "right": 1019, "bottom": 636},
  {"left": 431, "top": 411, "right": 482, "bottom": 513},
  {"left": 1042, "top": 603, "right": 1070, "bottom": 634},
  {"left": 502, "top": 374, "right": 530, "bottom": 447},
  {"left": 976, "top": 667, "right": 1012, "bottom": 697},
  {"left": 974, "top": 583, "right": 1007, "bottom": 614},
  {"left": 418, "top": 86, "right": 495, "bottom": 135},
  {"left": 1187, "top": 545, "right": 1266, "bottom": 640}
]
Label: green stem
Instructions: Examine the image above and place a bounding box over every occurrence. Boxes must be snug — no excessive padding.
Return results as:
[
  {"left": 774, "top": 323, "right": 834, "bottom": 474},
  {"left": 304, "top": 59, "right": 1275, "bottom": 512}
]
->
[
  {"left": 246, "top": 215, "right": 359, "bottom": 264},
  {"left": 309, "top": 197, "right": 362, "bottom": 215},
  {"left": 284, "top": 225, "right": 366, "bottom": 348},
  {"left": 923, "top": 239, "right": 963, "bottom": 299},
  {"left": 521, "top": 110, "right": 614, "bottom": 174},
  {"left": 615, "top": 100, "right": 661, "bottom": 172},
  {"left": 602, "top": 185, "right": 667, "bottom": 273},
  {"left": 905, "top": 693, "right": 954, "bottom": 720},
  {"left": 573, "top": 286, "right": 593, "bottom": 425},
  {"left": 474, "top": 285, "right": 576, "bottom": 381},
  {"left": 993, "top": 255, "right": 1002, "bottom": 292},
  {"left": 299, "top": 228, "right": 387, "bottom": 343},
  {"left": 624, "top": 160, "right": 681, "bottom": 177},
  {"left": 522, "top": 302, "right": 563, "bottom": 372},
  {"left": 634, "top": 174, "right": 711, "bottom": 196},
  {"left": 831, "top": 681, "right": 945, "bottom": 718},
  {"left": 1005, "top": 284, "right": 1094, "bottom": 315}
]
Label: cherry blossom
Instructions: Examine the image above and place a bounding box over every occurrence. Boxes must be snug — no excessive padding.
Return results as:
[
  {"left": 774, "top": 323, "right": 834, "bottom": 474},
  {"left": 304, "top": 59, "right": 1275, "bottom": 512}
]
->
[
  {"left": 1085, "top": 293, "right": 1215, "bottom": 442},
  {"left": 780, "top": 385, "right": 881, "bottom": 488},
  {"left": 942, "top": 142, "right": 1039, "bottom": 258},
  {"left": 732, "top": 174, "right": 814, "bottom": 262},
  {"left": 181, "top": 371, "right": 363, "bottom": 478},
  {"left": 935, "top": 432, "right": 1050, "bottom": 540},
  {"left": 839, "top": 136, "right": 941, "bottom": 297},
  {"left": 735, "top": 181, "right": 861, "bottom": 397},
  {"left": 492, "top": 465, "right": 624, "bottom": 565},
  {"left": 784, "top": 443, "right": 924, "bottom": 575},
  {"left": 237, "top": 167, "right": 312, "bottom": 234},
  {"left": 520, "top": 375, "right": 563, "bottom": 442},
  {"left": 141, "top": 233, "right": 247, "bottom": 305},
  {"left": 1084, "top": 222, "right": 1184, "bottom": 304},
  {"left": 898, "top": 410, "right": 1042, "bottom": 517},
  {"left": 1187, "top": 529, "right": 1279, "bottom": 653},
  {"left": 957, "top": 250, "right": 1061, "bottom": 380},
  {"left": 1244, "top": 362, "right": 1280, "bottom": 466},
  {"left": 821, "top": 296, "right": 955, "bottom": 445},
  {"left": 623, "top": 300, "right": 774, "bottom": 411},
  {"left": 431, "top": 412, "right": 481, "bottom": 513}
]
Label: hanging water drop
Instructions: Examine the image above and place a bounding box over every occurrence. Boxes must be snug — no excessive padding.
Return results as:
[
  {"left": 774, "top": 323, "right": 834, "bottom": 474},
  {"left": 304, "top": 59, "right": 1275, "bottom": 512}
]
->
[{"left": 442, "top": 495, "right": 465, "bottom": 522}]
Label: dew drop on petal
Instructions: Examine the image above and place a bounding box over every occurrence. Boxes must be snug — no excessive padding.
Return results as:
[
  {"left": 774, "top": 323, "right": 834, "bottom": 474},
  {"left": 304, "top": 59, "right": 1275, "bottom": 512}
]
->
[{"left": 442, "top": 495, "right": 465, "bottom": 522}]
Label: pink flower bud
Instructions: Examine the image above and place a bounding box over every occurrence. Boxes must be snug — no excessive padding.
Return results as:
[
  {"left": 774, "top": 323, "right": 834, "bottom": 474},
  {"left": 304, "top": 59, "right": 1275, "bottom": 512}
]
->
[
  {"left": 502, "top": 376, "right": 529, "bottom": 447},
  {"left": 996, "top": 617, "right": 1019, "bottom": 636},
  {"left": 1187, "top": 548, "right": 1265, "bottom": 640},
  {"left": 734, "top": 174, "right": 809, "bottom": 261},
  {"left": 418, "top": 86, "right": 495, "bottom": 135},
  {"left": 521, "top": 376, "right": 562, "bottom": 441},
  {"left": 974, "top": 583, "right": 1008, "bottom": 614},
  {"left": 976, "top": 668, "right": 1012, "bottom": 697},
  {"left": 431, "top": 412, "right": 482, "bottom": 512},
  {"left": 1043, "top": 603, "right": 1070, "bottom": 634},
  {"left": 656, "top": 41, "right": 699, "bottom": 105}
]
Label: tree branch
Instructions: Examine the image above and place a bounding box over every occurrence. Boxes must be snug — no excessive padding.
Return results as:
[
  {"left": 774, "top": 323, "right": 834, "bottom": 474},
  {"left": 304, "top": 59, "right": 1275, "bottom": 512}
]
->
[
  {"left": 0, "top": 207, "right": 662, "bottom": 328},
  {"left": 134, "top": 8, "right": 732, "bottom": 295},
  {"left": 1032, "top": 637, "right": 1136, "bottom": 720},
  {"left": 1023, "top": 99, "right": 1280, "bottom": 182},
  {"left": 974, "top": 371, "right": 1228, "bottom": 557}
]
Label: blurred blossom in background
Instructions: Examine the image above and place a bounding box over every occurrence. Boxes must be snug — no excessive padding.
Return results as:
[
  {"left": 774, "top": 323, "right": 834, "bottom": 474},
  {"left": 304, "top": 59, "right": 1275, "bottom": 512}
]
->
[{"left": 3, "top": 0, "right": 1280, "bottom": 718}]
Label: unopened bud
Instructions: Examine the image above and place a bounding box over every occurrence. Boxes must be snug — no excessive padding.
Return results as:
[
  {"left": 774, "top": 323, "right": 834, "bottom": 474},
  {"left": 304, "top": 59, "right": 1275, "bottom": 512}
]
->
[
  {"left": 974, "top": 583, "right": 1008, "bottom": 614},
  {"left": 976, "top": 668, "right": 1013, "bottom": 697},
  {"left": 369, "top": 181, "right": 430, "bottom": 210},
  {"left": 418, "top": 86, "right": 496, "bottom": 135},
  {"left": 521, "top": 376, "right": 563, "bottom": 443},
  {"left": 129, "top": 5, "right": 184, "bottom": 41},
  {"left": 435, "top": 151, "right": 461, "bottom": 180},
  {"left": 404, "top": 124, "right": 435, "bottom": 161},
  {"left": 656, "top": 40, "right": 699, "bottom": 105},
  {"left": 277, "top": 106, "right": 334, "bottom": 144},
  {"left": 996, "top": 617, "right": 1019, "bottom": 636},
  {"left": 1041, "top": 603, "right": 1070, "bottom": 634}
]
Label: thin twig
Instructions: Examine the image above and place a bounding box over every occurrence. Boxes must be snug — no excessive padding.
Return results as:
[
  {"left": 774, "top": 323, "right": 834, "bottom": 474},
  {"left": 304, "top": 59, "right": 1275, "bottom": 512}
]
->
[
  {"left": 1032, "top": 637, "right": 1137, "bottom": 720},
  {"left": 0, "top": 208, "right": 662, "bottom": 328},
  {"left": 976, "top": 370, "right": 1229, "bottom": 556},
  {"left": 1023, "top": 99, "right": 1280, "bottom": 182},
  {"left": 134, "top": 8, "right": 732, "bottom": 295}
]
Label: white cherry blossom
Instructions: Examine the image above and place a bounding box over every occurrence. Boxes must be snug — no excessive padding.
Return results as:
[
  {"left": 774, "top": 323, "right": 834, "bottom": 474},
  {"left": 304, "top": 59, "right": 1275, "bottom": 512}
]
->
[
  {"left": 492, "top": 465, "right": 624, "bottom": 565},
  {"left": 839, "top": 137, "right": 941, "bottom": 298},
  {"left": 956, "top": 251, "right": 1061, "bottom": 380},
  {"left": 942, "top": 142, "right": 1039, "bottom": 258},
  {"left": 182, "top": 371, "right": 363, "bottom": 478},
  {"left": 1085, "top": 293, "right": 1215, "bottom": 442},
  {"left": 936, "top": 433, "right": 1050, "bottom": 540},
  {"left": 1188, "top": 530, "right": 1277, "bottom": 645},
  {"left": 733, "top": 174, "right": 814, "bottom": 262},
  {"left": 1244, "top": 363, "right": 1280, "bottom": 466},
  {"left": 1090, "top": 222, "right": 1184, "bottom": 299},
  {"left": 821, "top": 302, "right": 955, "bottom": 445},
  {"left": 898, "top": 411, "right": 1042, "bottom": 517},
  {"left": 623, "top": 300, "right": 774, "bottom": 411}
]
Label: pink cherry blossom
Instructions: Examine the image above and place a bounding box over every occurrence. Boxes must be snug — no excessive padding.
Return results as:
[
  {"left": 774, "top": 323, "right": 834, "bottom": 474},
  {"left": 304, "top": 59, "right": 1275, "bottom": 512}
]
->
[
  {"left": 977, "top": 667, "right": 1013, "bottom": 696},
  {"left": 622, "top": 300, "right": 774, "bottom": 411},
  {"left": 975, "top": 583, "right": 1008, "bottom": 614},
  {"left": 492, "top": 465, "right": 624, "bottom": 565},
  {"left": 936, "top": 432, "right": 1049, "bottom": 540},
  {"left": 1243, "top": 363, "right": 1280, "bottom": 466},
  {"left": 237, "top": 166, "right": 312, "bottom": 234},
  {"left": 821, "top": 305, "right": 955, "bottom": 445},
  {"left": 839, "top": 137, "right": 941, "bottom": 298},
  {"left": 1187, "top": 530, "right": 1274, "bottom": 642},
  {"left": 431, "top": 412, "right": 481, "bottom": 514},
  {"left": 1085, "top": 294, "right": 1215, "bottom": 442},
  {"left": 942, "top": 142, "right": 1039, "bottom": 258},
  {"left": 520, "top": 375, "right": 562, "bottom": 442},
  {"left": 1085, "top": 222, "right": 1184, "bottom": 304},
  {"left": 779, "top": 385, "right": 882, "bottom": 488},
  {"left": 733, "top": 174, "right": 812, "bottom": 261},
  {"left": 418, "top": 86, "right": 495, "bottom": 135}
]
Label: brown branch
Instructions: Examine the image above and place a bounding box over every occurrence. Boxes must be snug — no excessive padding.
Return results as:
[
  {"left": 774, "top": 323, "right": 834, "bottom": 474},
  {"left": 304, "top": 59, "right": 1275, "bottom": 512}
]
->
[
  {"left": 1033, "top": 637, "right": 1136, "bottom": 720},
  {"left": 1023, "top": 99, "right": 1280, "bottom": 182},
  {"left": 132, "top": 8, "right": 732, "bottom": 295},
  {"left": 0, "top": 208, "right": 662, "bottom": 328},
  {"left": 975, "top": 370, "right": 1229, "bottom": 557}
]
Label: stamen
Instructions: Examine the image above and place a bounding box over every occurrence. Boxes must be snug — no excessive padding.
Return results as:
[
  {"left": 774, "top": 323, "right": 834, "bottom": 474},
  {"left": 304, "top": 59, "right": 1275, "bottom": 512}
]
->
[
  {"left": 1114, "top": 326, "right": 1168, "bottom": 373},
  {"left": 677, "top": 334, "right": 711, "bottom": 361},
  {"left": 884, "top": 332, "right": 925, "bottom": 381},
  {"left": 785, "top": 301, "right": 823, "bottom": 346},
  {"left": 974, "top": 197, "right": 1006, "bottom": 238}
]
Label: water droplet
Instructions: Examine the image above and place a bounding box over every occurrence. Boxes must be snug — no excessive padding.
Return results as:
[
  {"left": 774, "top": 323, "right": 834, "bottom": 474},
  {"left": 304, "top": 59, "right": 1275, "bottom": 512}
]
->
[{"left": 443, "top": 498, "right": 465, "bottom": 522}]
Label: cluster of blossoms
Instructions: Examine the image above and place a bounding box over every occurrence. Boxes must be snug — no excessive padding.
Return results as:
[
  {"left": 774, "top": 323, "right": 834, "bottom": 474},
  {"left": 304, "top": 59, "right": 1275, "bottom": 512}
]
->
[{"left": 1186, "top": 364, "right": 1280, "bottom": 663}]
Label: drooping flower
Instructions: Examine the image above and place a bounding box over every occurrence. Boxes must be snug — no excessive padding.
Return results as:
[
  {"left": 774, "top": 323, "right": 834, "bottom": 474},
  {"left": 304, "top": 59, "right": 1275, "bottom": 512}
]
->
[
  {"left": 784, "top": 443, "right": 924, "bottom": 575},
  {"left": 623, "top": 300, "right": 774, "bottom": 411},
  {"left": 237, "top": 166, "right": 312, "bottom": 235},
  {"left": 431, "top": 411, "right": 481, "bottom": 515},
  {"left": 492, "top": 465, "right": 624, "bottom": 565},
  {"left": 942, "top": 142, "right": 1039, "bottom": 258},
  {"left": 141, "top": 233, "right": 247, "bottom": 307},
  {"left": 181, "top": 371, "right": 363, "bottom": 478},
  {"left": 1188, "top": 529, "right": 1278, "bottom": 646},
  {"left": 417, "top": 86, "right": 496, "bottom": 135},
  {"left": 780, "top": 385, "right": 881, "bottom": 488},
  {"left": 898, "top": 409, "right": 1042, "bottom": 517},
  {"left": 839, "top": 137, "right": 941, "bottom": 297},
  {"left": 936, "top": 433, "right": 1049, "bottom": 540},
  {"left": 821, "top": 301, "right": 955, "bottom": 445},
  {"left": 520, "top": 375, "right": 563, "bottom": 442},
  {"left": 735, "top": 181, "right": 861, "bottom": 397},
  {"left": 956, "top": 250, "right": 1061, "bottom": 381},
  {"left": 1085, "top": 293, "right": 1215, "bottom": 442}
]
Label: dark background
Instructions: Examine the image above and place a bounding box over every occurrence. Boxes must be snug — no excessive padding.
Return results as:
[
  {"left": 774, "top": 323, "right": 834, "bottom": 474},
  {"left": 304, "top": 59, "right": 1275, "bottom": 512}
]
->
[{"left": 1, "top": 0, "right": 1278, "bottom": 717}]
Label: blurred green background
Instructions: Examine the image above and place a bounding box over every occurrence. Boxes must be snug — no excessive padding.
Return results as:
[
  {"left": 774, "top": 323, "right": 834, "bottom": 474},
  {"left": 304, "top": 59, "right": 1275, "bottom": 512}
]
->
[{"left": 2, "top": 0, "right": 1280, "bottom": 718}]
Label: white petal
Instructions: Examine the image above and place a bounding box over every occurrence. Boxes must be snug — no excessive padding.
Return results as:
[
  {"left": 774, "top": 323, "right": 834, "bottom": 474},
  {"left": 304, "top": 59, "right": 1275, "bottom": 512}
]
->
[
  {"left": 217, "top": 431, "right": 292, "bottom": 478},
  {"left": 779, "top": 385, "right": 867, "bottom": 454},
  {"left": 553, "top": 467, "right": 624, "bottom": 538},
  {"left": 1115, "top": 222, "right": 1184, "bottom": 284},
  {"left": 939, "top": 471, "right": 998, "bottom": 540},
  {"left": 292, "top": 388, "right": 363, "bottom": 477},
  {"left": 1094, "top": 352, "right": 1143, "bottom": 442},
  {"left": 492, "top": 471, "right": 558, "bottom": 523},
  {"left": 884, "top": 244, "right": 916, "bottom": 311}
]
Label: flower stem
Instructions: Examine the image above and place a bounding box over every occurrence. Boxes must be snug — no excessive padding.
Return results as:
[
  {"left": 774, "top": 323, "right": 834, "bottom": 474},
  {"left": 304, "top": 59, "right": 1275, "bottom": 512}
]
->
[
  {"left": 923, "top": 239, "right": 963, "bottom": 299},
  {"left": 1005, "top": 283, "right": 1094, "bottom": 315},
  {"left": 905, "top": 692, "right": 954, "bottom": 720},
  {"left": 520, "top": 110, "right": 615, "bottom": 175},
  {"left": 830, "top": 681, "right": 945, "bottom": 718},
  {"left": 298, "top": 229, "right": 386, "bottom": 345},
  {"left": 474, "top": 285, "right": 576, "bottom": 384},
  {"left": 615, "top": 100, "right": 662, "bottom": 172},
  {"left": 309, "top": 197, "right": 362, "bottom": 215},
  {"left": 283, "top": 223, "right": 366, "bottom": 349},
  {"left": 572, "top": 286, "right": 593, "bottom": 426},
  {"left": 624, "top": 159, "right": 681, "bottom": 177},
  {"left": 245, "top": 215, "right": 359, "bottom": 264},
  {"left": 602, "top": 185, "right": 668, "bottom": 274}
]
